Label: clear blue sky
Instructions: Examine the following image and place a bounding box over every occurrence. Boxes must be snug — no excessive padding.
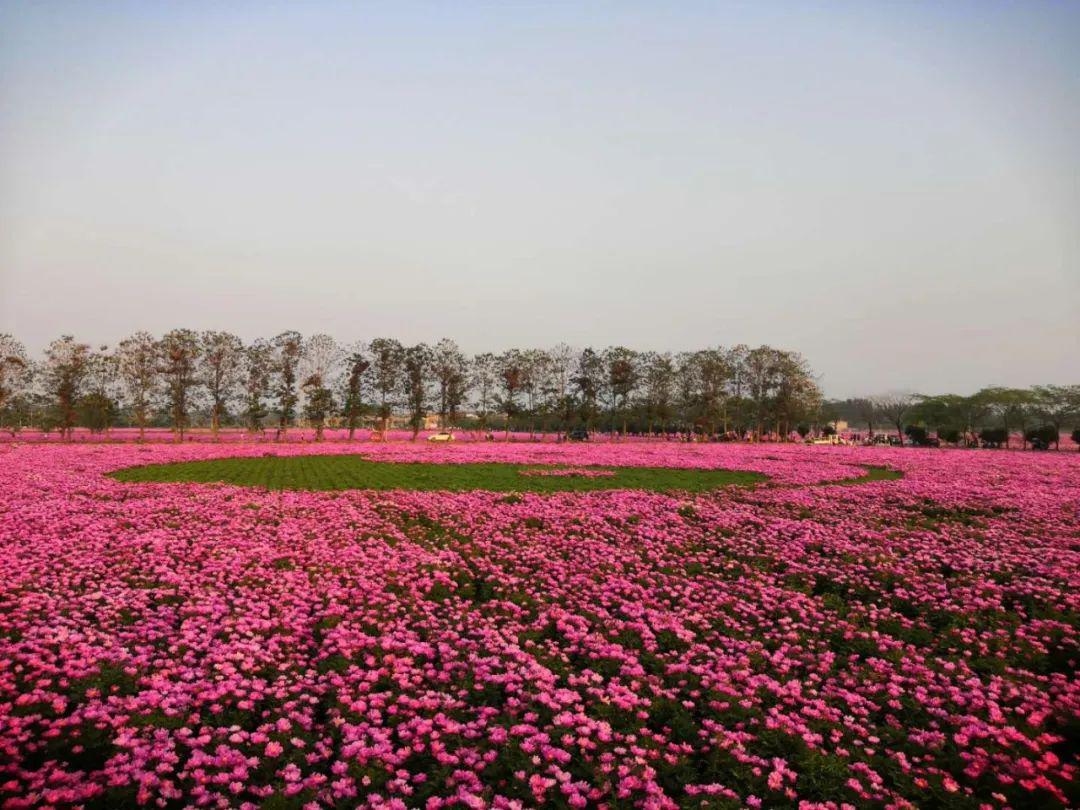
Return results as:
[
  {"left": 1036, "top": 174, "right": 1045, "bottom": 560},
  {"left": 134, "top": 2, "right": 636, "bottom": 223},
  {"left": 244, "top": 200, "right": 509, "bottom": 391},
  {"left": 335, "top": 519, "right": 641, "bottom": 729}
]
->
[{"left": 1, "top": 1, "right": 1076, "bottom": 397}]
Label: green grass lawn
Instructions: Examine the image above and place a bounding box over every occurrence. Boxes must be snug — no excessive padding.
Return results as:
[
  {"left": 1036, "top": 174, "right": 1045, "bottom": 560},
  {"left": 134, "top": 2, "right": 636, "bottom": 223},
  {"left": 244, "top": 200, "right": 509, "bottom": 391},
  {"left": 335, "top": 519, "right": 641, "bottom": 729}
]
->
[
  {"left": 827, "top": 465, "right": 903, "bottom": 486},
  {"left": 110, "top": 455, "right": 769, "bottom": 493}
]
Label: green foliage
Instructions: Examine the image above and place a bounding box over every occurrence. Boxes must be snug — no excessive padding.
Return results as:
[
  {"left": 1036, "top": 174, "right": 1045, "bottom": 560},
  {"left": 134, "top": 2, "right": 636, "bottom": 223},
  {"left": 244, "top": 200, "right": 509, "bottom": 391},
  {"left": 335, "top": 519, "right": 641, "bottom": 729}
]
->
[
  {"left": 831, "top": 465, "right": 903, "bottom": 486},
  {"left": 159, "top": 329, "right": 201, "bottom": 438},
  {"left": 904, "top": 424, "right": 928, "bottom": 445},
  {"left": 272, "top": 331, "right": 303, "bottom": 430},
  {"left": 301, "top": 379, "right": 334, "bottom": 439},
  {"left": 1025, "top": 424, "right": 1058, "bottom": 449},
  {"left": 938, "top": 427, "right": 961, "bottom": 444},
  {"left": 78, "top": 392, "right": 117, "bottom": 433}
]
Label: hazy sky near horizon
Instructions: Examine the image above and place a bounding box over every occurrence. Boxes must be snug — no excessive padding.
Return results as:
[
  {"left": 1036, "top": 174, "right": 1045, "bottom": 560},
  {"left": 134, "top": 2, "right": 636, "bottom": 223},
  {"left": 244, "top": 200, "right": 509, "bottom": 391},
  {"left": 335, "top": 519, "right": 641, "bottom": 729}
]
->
[{"left": 1, "top": 2, "right": 1077, "bottom": 398}]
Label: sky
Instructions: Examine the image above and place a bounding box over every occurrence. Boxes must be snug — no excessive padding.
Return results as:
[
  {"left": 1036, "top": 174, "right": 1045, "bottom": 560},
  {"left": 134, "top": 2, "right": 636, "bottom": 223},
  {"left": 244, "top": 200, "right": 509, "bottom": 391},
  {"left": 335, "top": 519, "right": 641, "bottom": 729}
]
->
[{"left": 1, "top": 1, "right": 1077, "bottom": 398}]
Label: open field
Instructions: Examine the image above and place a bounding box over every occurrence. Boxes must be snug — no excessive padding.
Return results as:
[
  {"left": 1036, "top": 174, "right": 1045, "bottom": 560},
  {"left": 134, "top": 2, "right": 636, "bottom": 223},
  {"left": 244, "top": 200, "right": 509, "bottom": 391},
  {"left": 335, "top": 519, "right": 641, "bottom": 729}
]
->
[
  {"left": 0, "top": 441, "right": 1077, "bottom": 808},
  {"left": 3, "top": 427, "right": 1079, "bottom": 450},
  {"left": 110, "top": 455, "right": 767, "bottom": 494}
]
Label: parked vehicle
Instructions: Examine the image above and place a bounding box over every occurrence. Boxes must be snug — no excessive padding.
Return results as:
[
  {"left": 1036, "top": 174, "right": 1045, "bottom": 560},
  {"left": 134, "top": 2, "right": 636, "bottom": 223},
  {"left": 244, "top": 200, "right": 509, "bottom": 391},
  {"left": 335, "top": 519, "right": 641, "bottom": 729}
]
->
[
  {"left": 567, "top": 428, "right": 590, "bottom": 442},
  {"left": 426, "top": 431, "right": 455, "bottom": 443}
]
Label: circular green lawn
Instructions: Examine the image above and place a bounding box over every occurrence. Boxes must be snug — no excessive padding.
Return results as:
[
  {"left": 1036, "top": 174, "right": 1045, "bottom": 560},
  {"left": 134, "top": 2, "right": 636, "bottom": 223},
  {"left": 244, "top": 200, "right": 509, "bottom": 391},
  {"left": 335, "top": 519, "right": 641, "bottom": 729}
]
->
[{"left": 110, "top": 454, "right": 768, "bottom": 493}]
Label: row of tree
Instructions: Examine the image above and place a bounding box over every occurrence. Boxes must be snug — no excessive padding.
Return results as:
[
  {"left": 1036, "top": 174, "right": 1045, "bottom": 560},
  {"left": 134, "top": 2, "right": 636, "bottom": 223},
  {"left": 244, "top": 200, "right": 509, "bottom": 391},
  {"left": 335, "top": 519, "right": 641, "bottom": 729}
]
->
[
  {"left": 825, "top": 387, "right": 1080, "bottom": 449},
  {"left": 0, "top": 332, "right": 825, "bottom": 441}
]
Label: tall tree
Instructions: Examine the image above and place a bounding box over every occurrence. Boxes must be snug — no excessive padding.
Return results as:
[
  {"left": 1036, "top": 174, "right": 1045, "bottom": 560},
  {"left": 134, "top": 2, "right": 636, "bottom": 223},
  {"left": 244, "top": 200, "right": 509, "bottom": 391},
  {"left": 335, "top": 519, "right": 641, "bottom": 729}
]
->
[
  {"left": 158, "top": 329, "right": 201, "bottom": 441},
  {"left": 641, "top": 351, "right": 676, "bottom": 436},
  {"left": 542, "top": 343, "right": 575, "bottom": 434},
  {"left": 199, "top": 331, "right": 244, "bottom": 439},
  {"left": 0, "top": 334, "right": 31, "bottom": 434},
  {"left": 369, "top": 338, "right": 404, "bottom": 436},
  {"left": 853, "top": 397, "right": 877, "bottom": 438},
  {"left": 116, "top": 332, "right": 159, "bottom": 440},
  {"left": 496, "top": 350, "right": 526, "bottom": 439},
  {"left": 242, "top": 340, "right": 274, "bottom": 433},
  {"left": 302, "top": 334, "right": 339, "bottom": 384},
  {"left": 272, "top": 331, "right": 303, "bottom": 436},
  {"left": 979, "top": 387, "right": 1034, "bottom": 448},
  {"left": 470, "top": 352, "right": 499, "bottom": 436},
  {"left": 873, "top": 392, "right": 916, "bottom": 444},
  {"left": 432, "top": 338, "right": 468, "bottom": 429},
  {"left": 603, "top": 347, "right": 640, "bottom": 438},
  {"left": 1031, "top": 385, "right": 1080, "bottom": 449},
  {"left": 675, "top": 352, "right": 702, "bottom": 438},
  {"left": 725, "top": 344, "right": 752, "bottom": 435},
  {"left": 573, "top": 348, "right": 604, "bottom": 431},
  {"left": 771, "top": 350, "right": 818, "bottom": 439},
  {"left": 743, "top": 346, "right": 782, "bottom": 439},
  {"left": 79, "top": 345, "right": 119, "bottom": 435},
  {"left": 912, "top": 393, "right": 986, "bottom": 441},
  {"left": 519, "top": 349, "right": 550, "bottom": 438},
  {"left": 340, "top": 344, "right": 370, "bottom": 440},
  {"left": 301, "top": 374, "right": 334, "bottom": 441},
  {"left": 695, "top": 348, "right": 733, "bottom": 437},
  {"left": 401, "top": 344, "right": 432, "bottom": 440},
  {"left": 43, "top": 336, "right": 91, "bottom": 439},
  {"left": 299, "top": 334, "right": 339, "bottom": 440}
]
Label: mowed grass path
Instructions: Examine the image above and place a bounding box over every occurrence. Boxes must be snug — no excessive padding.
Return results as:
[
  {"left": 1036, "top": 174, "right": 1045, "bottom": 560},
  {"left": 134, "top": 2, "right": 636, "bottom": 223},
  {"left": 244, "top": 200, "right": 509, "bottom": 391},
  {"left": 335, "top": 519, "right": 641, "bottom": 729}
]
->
[{"left": 111, "top": 454, "right": 769, "bottom": 493}]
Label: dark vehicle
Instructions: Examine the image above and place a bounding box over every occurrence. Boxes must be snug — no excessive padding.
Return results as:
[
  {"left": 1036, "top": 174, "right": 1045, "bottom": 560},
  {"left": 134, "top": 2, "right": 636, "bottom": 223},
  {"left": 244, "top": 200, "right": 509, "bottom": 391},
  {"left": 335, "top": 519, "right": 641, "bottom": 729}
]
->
[{"left": 567, "top": 428, "right": 590, "bottom": 442}]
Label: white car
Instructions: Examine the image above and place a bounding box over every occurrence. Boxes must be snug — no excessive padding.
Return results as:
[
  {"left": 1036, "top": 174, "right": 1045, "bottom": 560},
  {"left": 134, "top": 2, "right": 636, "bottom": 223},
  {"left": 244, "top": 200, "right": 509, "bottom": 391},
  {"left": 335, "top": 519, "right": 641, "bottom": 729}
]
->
[{"left": 427, "top": 431, "right": 455, "bottom": 442}]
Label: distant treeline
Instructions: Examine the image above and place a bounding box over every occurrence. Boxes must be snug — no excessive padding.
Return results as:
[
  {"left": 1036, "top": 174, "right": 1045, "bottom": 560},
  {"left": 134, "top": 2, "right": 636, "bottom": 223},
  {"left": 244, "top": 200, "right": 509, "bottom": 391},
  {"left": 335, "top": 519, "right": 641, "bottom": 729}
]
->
[
  {"left": 825, "top": 388, "right": 1080, "bottom": 449},
  {"left": 1, "top": 332, "right": 1076, "bottom": 445},
  {"left": 0, "top": 331, "right": 824, "bottom": 440}
]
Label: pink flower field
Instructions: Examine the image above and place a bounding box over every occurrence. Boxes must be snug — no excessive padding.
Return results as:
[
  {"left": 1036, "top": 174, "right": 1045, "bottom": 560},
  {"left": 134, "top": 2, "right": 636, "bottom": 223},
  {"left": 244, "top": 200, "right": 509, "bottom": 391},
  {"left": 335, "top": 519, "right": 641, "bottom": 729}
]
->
[{"left": 0, "top": 441, "right": 1077, "bottom": 809}]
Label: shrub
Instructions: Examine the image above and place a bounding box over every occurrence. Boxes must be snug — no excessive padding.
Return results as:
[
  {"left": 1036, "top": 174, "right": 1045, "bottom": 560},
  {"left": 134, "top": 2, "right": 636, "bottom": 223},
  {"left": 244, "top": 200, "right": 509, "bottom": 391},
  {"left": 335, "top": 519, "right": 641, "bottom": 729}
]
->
[
  {"left": 78, "top": 393, "right": 117, "bottom": 434},
  {"left": 822, "top": 425, "right": 836, "bottom": 437},
  {"left": 1024, "top": 424, "right": 1057, "bottom": 450},
  {"left": 978, "top": 428, "right": 1008, "bottom": 448},
  {"left": 1072, "top": 428, "right": 1080, "bottom": 450},
  {"left": 937, "top": 428, "right": 961, "bottom": 445},
  {"left": 796, "top": 424, "right": 810, "bottom": 439},
  {"left": 904, "top": 425, "right": 928, "bottom": 445}
]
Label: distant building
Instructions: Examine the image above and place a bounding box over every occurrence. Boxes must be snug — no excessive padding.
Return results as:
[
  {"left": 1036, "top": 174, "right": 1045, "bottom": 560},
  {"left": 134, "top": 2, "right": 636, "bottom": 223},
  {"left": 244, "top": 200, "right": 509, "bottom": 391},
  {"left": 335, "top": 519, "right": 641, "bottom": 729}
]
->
[{"left": 386, "top": 413, "right": 443, "bottom": 431}]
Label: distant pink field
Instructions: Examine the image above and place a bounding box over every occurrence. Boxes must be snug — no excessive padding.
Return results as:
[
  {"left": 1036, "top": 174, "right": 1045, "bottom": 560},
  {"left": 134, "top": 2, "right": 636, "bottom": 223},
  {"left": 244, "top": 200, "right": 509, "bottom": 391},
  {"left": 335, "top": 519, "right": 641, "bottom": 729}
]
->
[
  {"left": 0, "top": 441, "right": 1077, "bottom": 808},
  {"left": 3, "top": 426, "right": 1078, "bottom": 450}
]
